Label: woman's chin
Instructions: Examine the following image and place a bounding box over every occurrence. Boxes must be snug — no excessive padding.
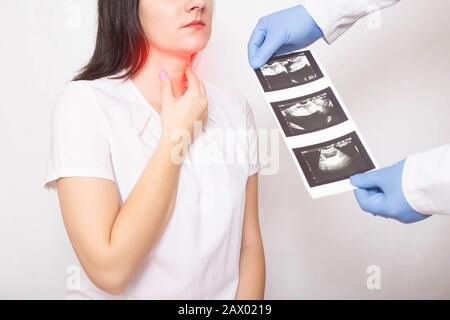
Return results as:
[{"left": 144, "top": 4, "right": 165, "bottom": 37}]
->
[
  {"left": 174, "top": 47, "right": 207, "bottom": 59},
  {"left": 160, "top": 39, "right": 209, "bottom": 59},
  {"left": 180, "top": 37, "right": 209, "bottom": 52}
]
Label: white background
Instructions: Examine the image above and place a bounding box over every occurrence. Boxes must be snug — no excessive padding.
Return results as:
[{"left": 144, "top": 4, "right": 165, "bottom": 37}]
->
[{"left": 1, "top": 0, "right": 450, "bottom": 299}]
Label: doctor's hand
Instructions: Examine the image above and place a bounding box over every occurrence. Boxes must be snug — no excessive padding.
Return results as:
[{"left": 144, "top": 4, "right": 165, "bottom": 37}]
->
[
  {"left": 248, "top": 5, "right": 323, "bottom": 70},
  {"left": 350, "top": 160, "right": 430, "bottom": 224}
]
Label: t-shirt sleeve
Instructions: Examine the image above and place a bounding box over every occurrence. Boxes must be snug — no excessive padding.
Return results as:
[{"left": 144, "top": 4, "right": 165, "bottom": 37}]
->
[
  {"left": 43, "top": 81, "right": 115, "bottom": 192},
  {"left": 244, "top": 100, "right": 261, "bottom": 177}
]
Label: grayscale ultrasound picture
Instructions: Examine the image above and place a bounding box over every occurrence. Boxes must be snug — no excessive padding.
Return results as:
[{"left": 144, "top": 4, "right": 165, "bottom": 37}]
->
[
  {"left": 271, "top": 88, "right": 348, "bottom": 137},
  {"left": 255, "top": 51, "right": 324, "bottom": 92},
  {"left": 293, "top": 132, "right": 376, "bottom": 188}
]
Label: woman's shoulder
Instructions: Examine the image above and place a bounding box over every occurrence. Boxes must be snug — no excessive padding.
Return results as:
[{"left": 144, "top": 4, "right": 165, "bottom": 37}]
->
[
  {"left": 203, "top": 81, "right": 250, "bottom": 114},
  {"left": 61, "top": 76, "right": 126, "bottom": 100},
  {"left": 53, "top": 77, "right": 123, "bottom": 127},
  {"left": 55, "top": 76, "right": 128, "bottom": 114},
  {"left": 203, "top": 81, "right": 245, "bottom": 102}
]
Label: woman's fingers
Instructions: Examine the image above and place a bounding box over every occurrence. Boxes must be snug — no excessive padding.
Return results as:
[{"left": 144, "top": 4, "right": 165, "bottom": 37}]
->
[
  {"left": 198, "top": 79, "right": 206, "bottom": 97},
  {"left": 159, "top": 66, "right": 208, "bottom": 145},
  {"left": 160, "top": 71, "right": 175, "bottom": 106},
  {"left": 185, "top": 67, "right": 202, "bottom": 96},
  {"left": 185, "top": 67, "right": 208, "bottom": 126}
]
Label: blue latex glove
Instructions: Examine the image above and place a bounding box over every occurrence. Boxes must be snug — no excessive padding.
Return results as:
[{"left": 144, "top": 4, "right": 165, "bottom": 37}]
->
[
  {"left": 350, "top": 160, "right": 430, "bottom": 224},
  {"left": 248, "top": 5, "right": 323, "bottom": 70}
]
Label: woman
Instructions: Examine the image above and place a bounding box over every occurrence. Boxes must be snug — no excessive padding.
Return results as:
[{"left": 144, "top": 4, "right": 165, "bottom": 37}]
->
[{"left": 43, "top": 0, "right": 265, "bottom": 299}]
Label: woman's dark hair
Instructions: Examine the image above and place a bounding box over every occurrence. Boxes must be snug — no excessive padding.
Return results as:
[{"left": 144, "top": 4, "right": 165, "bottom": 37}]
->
[{"left": 74, "top": 0, "right": 149, "bottom": 81}]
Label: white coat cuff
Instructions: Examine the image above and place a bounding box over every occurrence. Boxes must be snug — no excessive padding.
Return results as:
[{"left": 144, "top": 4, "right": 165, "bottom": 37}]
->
[
  {"left": 403, "top": 155, "right": 434, "bottom": 215},
  {"left": 302, "top": 0, "right": 356, "bottom": 45},
  {"left": 402, "top": 146, "right": 450, "bottom": 216}
]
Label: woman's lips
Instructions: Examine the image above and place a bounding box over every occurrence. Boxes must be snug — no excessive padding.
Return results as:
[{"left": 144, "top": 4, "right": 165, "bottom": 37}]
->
[{"left": 183, "top": 20, "right": 206, "bottom": 29}]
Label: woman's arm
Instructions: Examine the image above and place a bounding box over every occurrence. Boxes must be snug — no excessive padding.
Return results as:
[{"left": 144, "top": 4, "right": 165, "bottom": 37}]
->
[
  {"left": 57, "top": 69, "right": 208, "bottom": 296},
  {"left": 234, "top": 173, "right": 266, "bottom": 300},
  {"left": 58, "top": 137, "right": 182, "bottom": 296}
]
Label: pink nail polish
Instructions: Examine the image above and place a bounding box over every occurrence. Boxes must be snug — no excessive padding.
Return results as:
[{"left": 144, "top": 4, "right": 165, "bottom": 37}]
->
[{"left": 159, "top": 71, "right": 167, "bottom": 81}]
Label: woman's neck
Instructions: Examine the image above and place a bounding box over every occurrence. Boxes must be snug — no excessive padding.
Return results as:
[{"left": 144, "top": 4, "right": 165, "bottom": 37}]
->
[{"left": 130, "top": 49, "right": 193, "bottom": 112}]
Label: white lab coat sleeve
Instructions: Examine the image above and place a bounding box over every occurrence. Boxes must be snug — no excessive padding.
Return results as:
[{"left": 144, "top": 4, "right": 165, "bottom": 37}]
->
[
  {"left": 302, "top": 0, "right": 401, "bottom": 44},
  {"left": 402, "top": 145, "right": 450, "bottom": 216}
]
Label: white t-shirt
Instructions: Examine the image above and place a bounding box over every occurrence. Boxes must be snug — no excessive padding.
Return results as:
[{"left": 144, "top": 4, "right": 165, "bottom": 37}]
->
[{"left": 43, "top": 74, "right": 261, "bottom": 299}]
